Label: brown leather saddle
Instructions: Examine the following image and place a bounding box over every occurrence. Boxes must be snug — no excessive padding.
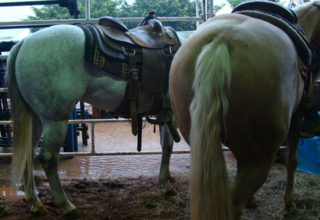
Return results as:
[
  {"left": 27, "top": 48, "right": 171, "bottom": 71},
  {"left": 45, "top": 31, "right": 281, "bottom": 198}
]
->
[
  {"left": 98, "top": 14, "right": 177, "bottom": 49},
  {"left": 81, "top": 11, "right": 180, "bottom": 93},
  {"left": 80, "top": 12, "right": 181, "bottom": 150}
]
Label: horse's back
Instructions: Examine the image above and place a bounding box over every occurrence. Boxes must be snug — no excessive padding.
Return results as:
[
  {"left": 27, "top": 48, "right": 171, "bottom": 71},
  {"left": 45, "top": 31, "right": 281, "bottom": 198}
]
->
[
  {"left": 170, "top": 14, "right": 302, "bottom": 148},
  {"left": 14, "top": 25, "right": 88, "bottom": 120}
]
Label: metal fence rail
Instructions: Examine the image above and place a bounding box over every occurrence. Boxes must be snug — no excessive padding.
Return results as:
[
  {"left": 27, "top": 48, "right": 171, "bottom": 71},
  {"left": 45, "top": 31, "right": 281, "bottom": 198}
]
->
[
  {"left": 0, "top": 16, "right": 202, "bottom": 29},
  {"left": 0, "top": 118, "right": 192, "bottom": 158},
  {"left": 0, "top": 0, "right": 203, "bottom": 29}
]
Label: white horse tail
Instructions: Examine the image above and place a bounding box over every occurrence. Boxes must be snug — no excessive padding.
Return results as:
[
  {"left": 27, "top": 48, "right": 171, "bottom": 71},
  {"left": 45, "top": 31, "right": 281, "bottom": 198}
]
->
[
  {"left": 6, "top": 41, "right": 34, "bottom": 188},
  {"left": 189, "top": 39, "right": 232, "bottom": 220}
]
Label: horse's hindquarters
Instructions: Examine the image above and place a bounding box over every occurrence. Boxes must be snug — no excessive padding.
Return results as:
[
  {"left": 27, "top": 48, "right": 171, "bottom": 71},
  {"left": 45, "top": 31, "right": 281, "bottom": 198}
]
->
[
  {"left": 14, "top": 25, "right": 88, "bottom": 120},
  {"left": 169, "top": 14, "right": 303, "bottom": 220},
  {"left": 170, "top": 14, "right": 302, "bottom": 148}
]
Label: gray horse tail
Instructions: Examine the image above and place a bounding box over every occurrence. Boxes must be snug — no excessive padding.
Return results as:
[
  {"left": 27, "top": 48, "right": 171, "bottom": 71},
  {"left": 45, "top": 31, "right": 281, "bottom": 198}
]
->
[
  {"left": 189, "top": 39, "right": 232, "bottom": 219},
  {"left": 6, "top": 41, "right": 34, "bottom": 188}
]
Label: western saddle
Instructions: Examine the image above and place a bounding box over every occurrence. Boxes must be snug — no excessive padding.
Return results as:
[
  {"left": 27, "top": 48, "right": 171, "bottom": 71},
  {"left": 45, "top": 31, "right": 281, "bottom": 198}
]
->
[{"left": 80, "top": 12, "right": 181, "bottom": 150}]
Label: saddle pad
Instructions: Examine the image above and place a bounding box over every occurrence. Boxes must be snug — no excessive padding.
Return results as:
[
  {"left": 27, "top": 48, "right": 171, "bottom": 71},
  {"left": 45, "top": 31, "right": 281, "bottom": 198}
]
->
[{"left": 80, "top": 24, "right": 128, "bottom": 79}]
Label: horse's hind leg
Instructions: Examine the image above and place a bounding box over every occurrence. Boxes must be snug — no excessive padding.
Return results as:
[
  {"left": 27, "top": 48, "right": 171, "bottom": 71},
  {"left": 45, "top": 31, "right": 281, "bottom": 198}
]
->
[
  {"left": 38, "top": 120, "right": 77, "bottom": 216},
  {"left": 284, "top": 128, "right": 300, "bottom": 213},
  {"left": 159, "top": 124, "right": 176, "bottom": 195},
  {"left": 24, "top": 116, "right": 46, "bottom": 214},
  {"left": 231, "top": 147, "right": 277, "bottom": 219}
]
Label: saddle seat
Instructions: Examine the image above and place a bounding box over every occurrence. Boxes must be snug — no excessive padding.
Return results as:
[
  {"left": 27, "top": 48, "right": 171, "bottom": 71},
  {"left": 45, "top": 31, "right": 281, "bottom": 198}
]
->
[
  {"left": 98, "top": 15, "right": 176, "bottom": 49},
  {"left": 98, "top": 16, "right": 129, "bottom": 32}
]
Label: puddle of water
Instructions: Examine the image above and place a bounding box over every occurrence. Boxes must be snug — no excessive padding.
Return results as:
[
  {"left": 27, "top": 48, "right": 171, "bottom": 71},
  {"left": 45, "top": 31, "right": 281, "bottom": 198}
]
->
[{"left": 52, "top": 154, "right": 191, "bottom": 180}]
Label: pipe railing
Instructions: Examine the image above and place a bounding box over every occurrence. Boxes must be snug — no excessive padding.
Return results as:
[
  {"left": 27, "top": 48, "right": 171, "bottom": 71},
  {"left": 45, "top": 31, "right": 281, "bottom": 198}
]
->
[
  {"left": 0, "top": 0, "right": 79, "bottom": 18},
  {"left": 0, "top": 16, "right": 202, "bottom": 29},
  {"left": 0, "top": 118, "right": 192, "bottom": 158},
  {"left": 0, "top": 0, "right": 203, "bottom": 29}
]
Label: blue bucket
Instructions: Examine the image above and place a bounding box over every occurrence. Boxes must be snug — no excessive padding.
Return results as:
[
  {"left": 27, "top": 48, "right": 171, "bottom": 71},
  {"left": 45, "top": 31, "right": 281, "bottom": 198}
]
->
[{"left": 297, "top": 137, "right": 320, "bottom": 174}]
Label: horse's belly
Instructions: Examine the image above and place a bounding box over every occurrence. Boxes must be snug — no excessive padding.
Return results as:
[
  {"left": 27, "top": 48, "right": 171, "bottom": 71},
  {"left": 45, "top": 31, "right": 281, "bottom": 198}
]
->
[{"left": 81, "top": 73, "right": 127, "bottom": 112}]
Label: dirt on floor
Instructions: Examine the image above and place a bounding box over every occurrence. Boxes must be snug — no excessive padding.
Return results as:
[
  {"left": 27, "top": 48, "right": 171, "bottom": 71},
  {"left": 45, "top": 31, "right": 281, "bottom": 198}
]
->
[
  {"left": 0, "top": 162, "right": 320, "bottom": 220},
  {"left": 0, "top": 174, "right": 189, "bottom": 220}
]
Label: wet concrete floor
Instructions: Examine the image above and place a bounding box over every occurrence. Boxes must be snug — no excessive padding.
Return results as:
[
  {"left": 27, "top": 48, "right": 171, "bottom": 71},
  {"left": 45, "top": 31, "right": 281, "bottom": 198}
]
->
[
  {"left": 0, "top": 122, "right": 191, "bottom": 183},
  {"left": 83, "top": 121, "right": 190, "bottom": 153},
  {"left": 0, "top": 121, "right": 239, "bottom": 203}
]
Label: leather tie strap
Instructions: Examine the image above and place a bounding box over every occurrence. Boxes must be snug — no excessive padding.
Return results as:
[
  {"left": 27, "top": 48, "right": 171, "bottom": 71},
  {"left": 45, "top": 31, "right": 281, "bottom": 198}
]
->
[{"left": 126, "top": 49, "right": 139, "bottom": 136}]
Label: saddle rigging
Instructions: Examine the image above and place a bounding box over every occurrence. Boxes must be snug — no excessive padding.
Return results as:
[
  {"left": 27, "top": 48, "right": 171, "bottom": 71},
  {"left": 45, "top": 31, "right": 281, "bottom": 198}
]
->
[{"left": 80, "top": 12, "right": 181, "bottom": 150}]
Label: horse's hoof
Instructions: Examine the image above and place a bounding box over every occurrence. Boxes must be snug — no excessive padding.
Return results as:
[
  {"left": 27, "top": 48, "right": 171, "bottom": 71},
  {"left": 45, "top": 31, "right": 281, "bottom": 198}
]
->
[
  {"left": 30, "top": 200, "right": 48, "bottom": 216},
  {"left": 162, "top": 181, "right": 177, "bottom": 196},
  {"left": 63, "top": 209, "right": 79, "bottom": 220},
  {"left": 0, "top": 205, "right": 11, "bottom": 217},
  {"left": 245, "top": 197, "right": 257, "bottom": 209},
  {"left": 284, "top": 202, "right": 297, "bottom": 214}
]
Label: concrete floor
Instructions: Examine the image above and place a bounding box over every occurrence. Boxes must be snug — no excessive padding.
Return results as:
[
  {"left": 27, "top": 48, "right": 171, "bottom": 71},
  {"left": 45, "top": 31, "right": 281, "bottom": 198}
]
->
[
  {"left": 79, "top": 121, "right": 190, "bottom": 153},
  {"left": 0, "top": 121, "right": 191, "bottom": 184}
]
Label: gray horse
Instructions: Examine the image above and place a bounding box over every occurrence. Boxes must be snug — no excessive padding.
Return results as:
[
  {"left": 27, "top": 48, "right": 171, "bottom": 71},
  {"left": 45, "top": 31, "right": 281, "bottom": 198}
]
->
[{"left": 6, "top": 16, "right": 192, "bottom": 217}]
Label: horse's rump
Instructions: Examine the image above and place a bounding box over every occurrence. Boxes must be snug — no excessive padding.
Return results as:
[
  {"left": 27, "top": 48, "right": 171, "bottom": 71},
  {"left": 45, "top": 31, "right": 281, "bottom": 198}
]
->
[
  {"left": 171, "top": 13, "right": 301, "bottom": 145},
  {"left": 170, "top": 12, "right": 304, "bottom": 219}
]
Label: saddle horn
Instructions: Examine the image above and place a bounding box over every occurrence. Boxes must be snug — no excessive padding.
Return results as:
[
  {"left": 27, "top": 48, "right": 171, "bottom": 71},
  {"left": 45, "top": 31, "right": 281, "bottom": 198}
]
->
[
  {"left": 139, "top": 11, "right": 156, "bottom": 26},
  {"left": 139, "top": 11, "right": 164, "bottom": 34}
]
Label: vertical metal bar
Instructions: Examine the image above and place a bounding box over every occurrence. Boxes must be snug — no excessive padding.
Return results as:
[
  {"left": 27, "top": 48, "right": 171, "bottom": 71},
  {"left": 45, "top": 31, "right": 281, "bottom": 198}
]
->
[
  {"left": 90, "top": 123, "right": 95, "bottom": 155},
  {"left": 202, "top": 0, "right": 207, "bottom": 21},
  {"left": 86, "top": 0, "right": 91, "bottom": 20},
  {"left": 196, "top": 0, "right": 200, "bottom": 27},
  {"left": 208, "top": 0, "right": 213, "bottom": 18},
  {"left": 212, "top": 0, "right": 215, "bottom": 16}
]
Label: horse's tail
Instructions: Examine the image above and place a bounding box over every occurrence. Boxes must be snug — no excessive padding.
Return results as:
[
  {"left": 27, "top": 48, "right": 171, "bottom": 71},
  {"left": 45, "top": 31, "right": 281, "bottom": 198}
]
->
[
  {"left": 189, "top": 39, "right": 232, "bottom": 220},
  {"left": 6, "top": 41, "right": 34, "bottom": 188}
]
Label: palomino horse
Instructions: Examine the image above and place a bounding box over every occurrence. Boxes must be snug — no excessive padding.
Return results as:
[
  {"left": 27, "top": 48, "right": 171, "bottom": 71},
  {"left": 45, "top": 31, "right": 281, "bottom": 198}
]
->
[
  {"left": 6, "top": 15, "right": 191, "bottom": 216},
  {"left": 169, "top": 1, "right": 320, "bottom": 219}
]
